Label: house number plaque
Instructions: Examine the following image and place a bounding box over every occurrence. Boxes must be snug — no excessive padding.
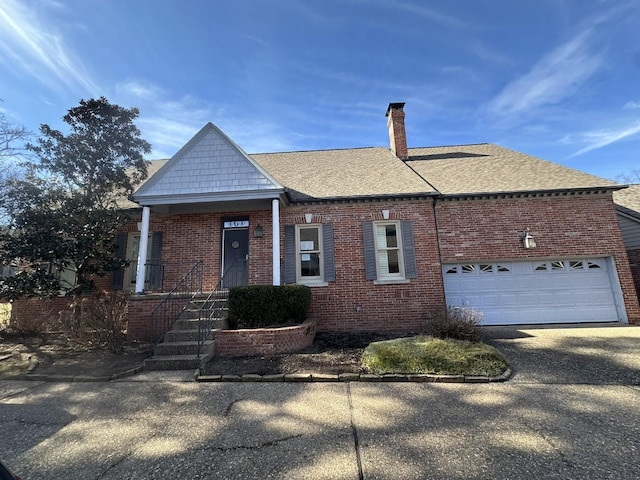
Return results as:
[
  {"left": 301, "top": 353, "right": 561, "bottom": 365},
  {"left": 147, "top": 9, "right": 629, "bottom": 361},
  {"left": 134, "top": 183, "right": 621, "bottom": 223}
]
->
[{"left": 224, "top": 220, "right": 249, "bottom": 228}]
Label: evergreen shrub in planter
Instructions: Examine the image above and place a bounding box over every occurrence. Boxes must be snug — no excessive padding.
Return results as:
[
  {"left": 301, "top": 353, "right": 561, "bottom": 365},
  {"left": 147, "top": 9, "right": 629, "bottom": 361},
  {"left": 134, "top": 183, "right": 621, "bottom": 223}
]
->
[{"left": 227, "top": 284, "right": 312, "bottom": 329}]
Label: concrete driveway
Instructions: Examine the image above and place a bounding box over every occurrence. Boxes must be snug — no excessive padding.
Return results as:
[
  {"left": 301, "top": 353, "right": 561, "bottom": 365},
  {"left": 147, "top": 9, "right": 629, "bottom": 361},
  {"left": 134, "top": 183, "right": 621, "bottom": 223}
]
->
[
  {"left": 483, "top": 324, "right": 640, "bottom": 384},
  {"left": 1, "top": 325, "right": 640, "bottom": 479}
]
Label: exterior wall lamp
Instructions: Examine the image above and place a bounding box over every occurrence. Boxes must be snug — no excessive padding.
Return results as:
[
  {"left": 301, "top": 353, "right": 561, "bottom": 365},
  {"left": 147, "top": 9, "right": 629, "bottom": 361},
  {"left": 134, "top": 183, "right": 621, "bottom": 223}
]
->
[
  {"left": 254, "top": 225, "right": 264, "bottom": 238},
  {"left": 521, "top": 228, "right": 536, "bottom": 249}
]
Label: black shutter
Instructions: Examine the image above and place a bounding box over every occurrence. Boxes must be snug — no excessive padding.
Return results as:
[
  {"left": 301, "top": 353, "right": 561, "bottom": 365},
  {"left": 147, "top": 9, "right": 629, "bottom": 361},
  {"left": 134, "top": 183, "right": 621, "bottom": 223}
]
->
[
  {"left": 148, "top": 232, "right": 163, "bottom": 290},
  {"left": 112, "top": 233, "right": 127, "bottom": 290},
  {"left": 283, "top": 225, "right": 296, "bottom": 284},
  {"left": 401, "top": 220, "right": 417, "bottom": 279},
  {"left": 363, "top": 222, "right": 377, "bottom": 281},
  {"left": 322, "top": 223, "right": 335, "bottom": 282}
]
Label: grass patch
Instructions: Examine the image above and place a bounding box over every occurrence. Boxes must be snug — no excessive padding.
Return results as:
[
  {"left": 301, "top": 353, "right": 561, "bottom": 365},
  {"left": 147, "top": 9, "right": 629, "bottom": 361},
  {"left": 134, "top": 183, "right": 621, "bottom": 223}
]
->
[{"left": 362, "top": 335, "right": 509, "bottom": 376}]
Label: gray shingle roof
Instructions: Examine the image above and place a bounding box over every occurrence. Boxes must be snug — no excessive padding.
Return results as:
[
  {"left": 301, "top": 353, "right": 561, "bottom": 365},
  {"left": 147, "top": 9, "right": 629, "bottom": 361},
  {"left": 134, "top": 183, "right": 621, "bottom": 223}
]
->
[
  {"left": 117, "top": 159, "right": 168, "bottom": 209},
  {"left": 405, "top": 144, "right": 618, "bottom": 195},
  {"left": 251, "top": 147, "right": 435, "bottom": 201},
  {"left": 131, "top": 128, "right": 620, "bottom": 207},
  {"left": 614, "top": 184, "right": 640, "bottom": 218}
]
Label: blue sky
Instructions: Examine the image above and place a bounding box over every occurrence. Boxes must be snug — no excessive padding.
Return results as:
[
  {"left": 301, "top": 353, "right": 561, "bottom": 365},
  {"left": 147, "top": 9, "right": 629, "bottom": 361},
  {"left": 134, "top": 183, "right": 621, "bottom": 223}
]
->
[{"left": 0, "top": 0, "right": 638, "bottom": 181}]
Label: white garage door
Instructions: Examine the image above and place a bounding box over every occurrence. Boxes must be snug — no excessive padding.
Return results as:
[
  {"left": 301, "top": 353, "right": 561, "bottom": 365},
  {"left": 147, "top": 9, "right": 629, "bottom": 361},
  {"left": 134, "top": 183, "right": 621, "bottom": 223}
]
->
[{"left": 443, "top": 258, "right": 621, "bottom": 325}]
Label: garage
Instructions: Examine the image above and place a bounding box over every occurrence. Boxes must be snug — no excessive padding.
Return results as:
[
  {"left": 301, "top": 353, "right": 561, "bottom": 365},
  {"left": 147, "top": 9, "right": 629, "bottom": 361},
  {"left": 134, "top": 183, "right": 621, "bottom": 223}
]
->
[{"left": 442, "top": 258, "right": 624, "bottom": 325}]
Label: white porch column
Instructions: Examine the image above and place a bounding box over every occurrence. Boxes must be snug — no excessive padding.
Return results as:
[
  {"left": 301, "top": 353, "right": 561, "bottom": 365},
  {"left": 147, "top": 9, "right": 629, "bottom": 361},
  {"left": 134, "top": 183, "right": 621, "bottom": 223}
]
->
[
  {"left": 135, "top": 206, "right": 151, "bottom": 294},
  {"left": 272, "top": 199, "right": 281, "bottom": 285}
]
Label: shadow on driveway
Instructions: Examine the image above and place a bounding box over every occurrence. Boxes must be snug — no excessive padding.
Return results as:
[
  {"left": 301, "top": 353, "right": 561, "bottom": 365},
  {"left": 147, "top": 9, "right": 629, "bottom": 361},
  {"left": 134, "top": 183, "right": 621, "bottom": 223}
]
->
[{"left": 483, "top": 324, "right": 640, "bottom": 385}]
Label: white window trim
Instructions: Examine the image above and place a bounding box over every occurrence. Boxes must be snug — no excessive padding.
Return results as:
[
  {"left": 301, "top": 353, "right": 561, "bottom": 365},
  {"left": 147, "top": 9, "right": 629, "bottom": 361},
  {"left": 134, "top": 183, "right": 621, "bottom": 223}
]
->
[
  {"left": 373, "top": 221, "right": 405, "bottom": 281},
  {"left": 295, "top": 224, "right": 327, "bottom": 286}
]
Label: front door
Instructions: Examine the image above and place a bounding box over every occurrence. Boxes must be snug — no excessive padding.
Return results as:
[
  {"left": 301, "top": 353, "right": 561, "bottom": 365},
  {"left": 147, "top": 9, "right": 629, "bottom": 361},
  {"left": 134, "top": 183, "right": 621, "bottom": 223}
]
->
[{"left": 222, "top": 227, "right": 249, "bottom": 288}]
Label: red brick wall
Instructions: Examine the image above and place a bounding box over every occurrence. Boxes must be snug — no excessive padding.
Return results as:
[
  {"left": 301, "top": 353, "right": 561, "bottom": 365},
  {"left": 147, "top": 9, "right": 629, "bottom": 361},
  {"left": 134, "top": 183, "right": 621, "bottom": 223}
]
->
[
  {"left": 8, "top": 297, "right": 73, "bottom": 329},
  {"left": 436, "top": 193, "right": 640, "bottom": 323},
  {"left": 117, "top": 209, "right": 274, "bottom": 292},
  {"left": 277, "top": 200, "right": 445, "bottom": 331},
  {"left": 124, "top": 199, "right": 445, "bottom": 338},
  {"left": 214, "top": 319, "right": 316, "bottom": 357},
  {"left": 127, "top": 294, "right": 161, "bottom": 341}
]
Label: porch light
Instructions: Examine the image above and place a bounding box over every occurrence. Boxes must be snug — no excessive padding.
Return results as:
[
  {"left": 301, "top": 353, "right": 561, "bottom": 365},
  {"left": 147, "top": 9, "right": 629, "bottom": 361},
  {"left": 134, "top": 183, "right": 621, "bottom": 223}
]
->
[
  {"left": 254, "top": 225, "right": 264, "bottom": 238},
  {"left": 521, "top": 228, "right": 536, "bottom": 249}
]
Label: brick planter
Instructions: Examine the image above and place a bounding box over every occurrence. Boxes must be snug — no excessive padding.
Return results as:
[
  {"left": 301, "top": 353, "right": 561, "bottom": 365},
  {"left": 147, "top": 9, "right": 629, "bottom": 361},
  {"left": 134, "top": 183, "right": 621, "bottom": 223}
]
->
[{"left": 213, "top": 319, "right": 316, "bottom": 357}]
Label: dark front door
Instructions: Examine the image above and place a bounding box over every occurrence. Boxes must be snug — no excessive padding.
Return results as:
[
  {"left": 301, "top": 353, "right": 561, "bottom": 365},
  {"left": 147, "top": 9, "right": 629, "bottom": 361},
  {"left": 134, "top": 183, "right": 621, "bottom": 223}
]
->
[{"left": 222, "top": 228, "right": 249, "bottom": 288}]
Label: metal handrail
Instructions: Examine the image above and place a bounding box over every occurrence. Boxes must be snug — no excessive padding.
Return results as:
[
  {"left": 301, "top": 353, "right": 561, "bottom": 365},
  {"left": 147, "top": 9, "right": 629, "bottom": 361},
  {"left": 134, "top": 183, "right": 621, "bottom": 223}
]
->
[
  {"left": 196, "top": 258, "right": 247, "bottom": 356},
  {"left": 149, "top": 260, "right": 203, "bottom": 354}
]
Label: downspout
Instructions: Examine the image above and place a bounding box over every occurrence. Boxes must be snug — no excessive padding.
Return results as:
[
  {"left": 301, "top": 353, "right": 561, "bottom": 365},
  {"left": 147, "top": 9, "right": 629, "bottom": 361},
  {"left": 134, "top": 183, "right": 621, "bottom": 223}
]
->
[
  {"left": 272, "top": 198, "right": 281, "bottom": 285},
  {"left": 431, "top": 196, "right": 448, "bottom": 308},
  {"left": 135, "top": 206, "right": 150, "bottom": 294},
  {"left": 401, "top": 159, "right": 448, "bottom": 309}
]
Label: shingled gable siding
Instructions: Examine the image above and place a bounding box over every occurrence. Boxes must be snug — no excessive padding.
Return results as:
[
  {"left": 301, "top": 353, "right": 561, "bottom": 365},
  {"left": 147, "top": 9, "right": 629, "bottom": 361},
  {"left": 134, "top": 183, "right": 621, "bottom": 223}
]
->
[
  {"left": 435, "top": 193, "right": 640, "bottom": 323},
  {"left": 279, "top": 200, "right": 445, "bottom": 332}
]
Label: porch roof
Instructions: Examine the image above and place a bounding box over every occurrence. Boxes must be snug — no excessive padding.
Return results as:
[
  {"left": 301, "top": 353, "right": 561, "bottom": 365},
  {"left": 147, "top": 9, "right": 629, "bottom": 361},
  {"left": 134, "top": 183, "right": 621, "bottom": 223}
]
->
[{"left": 132, "top": 123, "right": 284, "bottom": 207}]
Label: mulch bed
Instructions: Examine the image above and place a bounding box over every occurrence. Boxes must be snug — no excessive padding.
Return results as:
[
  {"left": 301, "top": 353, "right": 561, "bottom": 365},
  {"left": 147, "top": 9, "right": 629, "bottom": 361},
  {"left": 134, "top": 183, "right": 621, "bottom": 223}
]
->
[
  {"left": 1, "top": 330, "right": 419, "bottom": 377},
  {"left": 202, "top": 331, "right": 417, "bottom": 376}
]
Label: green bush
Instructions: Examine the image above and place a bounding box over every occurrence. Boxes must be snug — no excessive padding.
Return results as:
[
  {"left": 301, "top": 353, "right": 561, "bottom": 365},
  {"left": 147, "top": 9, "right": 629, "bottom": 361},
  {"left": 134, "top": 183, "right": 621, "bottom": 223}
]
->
[{"left": 228, "top": 284, "right": 312, "bottom": 329}]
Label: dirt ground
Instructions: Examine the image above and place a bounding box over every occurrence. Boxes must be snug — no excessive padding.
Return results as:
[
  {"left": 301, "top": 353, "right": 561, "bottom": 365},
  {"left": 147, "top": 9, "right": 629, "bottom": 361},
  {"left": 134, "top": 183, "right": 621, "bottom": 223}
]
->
[
  {"left": 1, "top": 331, "right": 416, "bottom": 378},
  {"left": 0, "top": 331, "right": 149, "bottom": 378}
]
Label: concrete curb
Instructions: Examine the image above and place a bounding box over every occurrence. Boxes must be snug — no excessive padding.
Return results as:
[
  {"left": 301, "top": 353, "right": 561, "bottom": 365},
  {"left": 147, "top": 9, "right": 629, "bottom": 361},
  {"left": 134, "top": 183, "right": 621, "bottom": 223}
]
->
[
  {"left": 3, "top": 366, "right": 512, "bottom": 384},
  {"left": 5, "top": 364, "right": 145, "bottom": 383},
  {"left": 197, "top": 367, "right": 512, "bottom": 383}
]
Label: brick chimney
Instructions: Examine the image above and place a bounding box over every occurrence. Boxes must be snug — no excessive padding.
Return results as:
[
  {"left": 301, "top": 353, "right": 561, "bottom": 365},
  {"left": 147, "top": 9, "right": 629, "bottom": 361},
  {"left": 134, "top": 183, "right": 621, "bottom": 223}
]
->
[{"left": 386, "top": 102, "right": 408, "bottom": 159}]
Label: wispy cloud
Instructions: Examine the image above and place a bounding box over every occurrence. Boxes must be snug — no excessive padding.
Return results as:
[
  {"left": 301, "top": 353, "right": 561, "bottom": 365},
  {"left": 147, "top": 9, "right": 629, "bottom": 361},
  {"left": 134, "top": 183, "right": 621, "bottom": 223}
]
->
[
  {"left": 486, "top": 29, "right": 601, "bottom": 121},
  {"left": 0, "top": 0, "right": 99, "bottom": 95},
  {"left": 624, "top": 101, "right": 640, "bottom": 110},
  {"left": 115, "top": 80, "right": 295, "bottom": 158},
  {"left": 389, "top": 2, "right": 467, "bottom": 29},
  {"left": 563, "top": 121, "right": 640, "bottom": 157}
]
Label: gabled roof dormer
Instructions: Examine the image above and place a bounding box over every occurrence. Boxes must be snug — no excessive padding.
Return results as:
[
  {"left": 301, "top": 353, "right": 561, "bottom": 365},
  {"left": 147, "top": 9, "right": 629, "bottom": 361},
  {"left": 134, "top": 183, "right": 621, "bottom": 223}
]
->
[{"left": 133, "top": 122, "right": 284, "bottom": 207}]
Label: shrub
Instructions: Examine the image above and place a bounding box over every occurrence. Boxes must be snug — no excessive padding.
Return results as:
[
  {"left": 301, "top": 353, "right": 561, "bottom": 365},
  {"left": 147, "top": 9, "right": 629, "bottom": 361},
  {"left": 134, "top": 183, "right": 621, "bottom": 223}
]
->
[
  {"left": 59, "top": 292, "right": 129, "bottom": 352},
  {"left": 423, "top": 305, "right": 483, "bottom": 342},
  {"left": 228, "top": 284, "right": 312, "bottom": 329},
  {"left": 6, "top": 299, "right": 55, "bottom": 336},
  {"left": 78, "top": 292, "right": 129, "bottom": 352}
]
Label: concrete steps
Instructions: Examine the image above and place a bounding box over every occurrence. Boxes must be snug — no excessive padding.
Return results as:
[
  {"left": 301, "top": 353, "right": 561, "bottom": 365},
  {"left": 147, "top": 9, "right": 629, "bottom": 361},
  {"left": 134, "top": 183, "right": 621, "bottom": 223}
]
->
[{"left": 143, "top": 292, "right": 228, "bottom": 371}]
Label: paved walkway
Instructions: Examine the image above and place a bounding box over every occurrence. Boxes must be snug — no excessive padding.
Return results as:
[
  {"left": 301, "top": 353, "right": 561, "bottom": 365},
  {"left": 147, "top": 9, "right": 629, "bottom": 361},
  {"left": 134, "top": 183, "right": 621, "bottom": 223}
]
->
[{"left": 1, "top": 325, "right": 640, "bottom": 479}]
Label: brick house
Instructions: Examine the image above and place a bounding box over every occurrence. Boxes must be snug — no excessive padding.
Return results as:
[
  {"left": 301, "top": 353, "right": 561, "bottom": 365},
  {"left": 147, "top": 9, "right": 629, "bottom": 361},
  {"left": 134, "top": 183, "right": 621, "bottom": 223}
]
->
[{"left": 106, "top": 103, "right": 639, "bottom": 341}]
